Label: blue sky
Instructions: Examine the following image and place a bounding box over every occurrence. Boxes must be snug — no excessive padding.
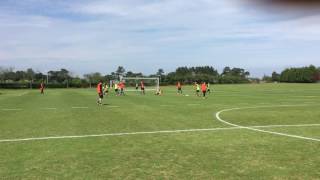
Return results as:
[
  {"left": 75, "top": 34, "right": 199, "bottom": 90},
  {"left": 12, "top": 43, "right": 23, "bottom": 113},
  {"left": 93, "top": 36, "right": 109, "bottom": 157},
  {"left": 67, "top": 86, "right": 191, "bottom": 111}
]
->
[{"left": 0, "top": 0, "right": 320, "bottom": 77}]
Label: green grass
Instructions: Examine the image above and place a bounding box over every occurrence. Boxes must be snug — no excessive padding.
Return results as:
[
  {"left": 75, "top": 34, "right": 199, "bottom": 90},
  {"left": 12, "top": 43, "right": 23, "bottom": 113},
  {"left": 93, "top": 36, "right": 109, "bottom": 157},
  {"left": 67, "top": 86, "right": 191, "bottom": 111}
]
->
[{"left": 0, "top": 83, "right": 320, "bottom": 179}]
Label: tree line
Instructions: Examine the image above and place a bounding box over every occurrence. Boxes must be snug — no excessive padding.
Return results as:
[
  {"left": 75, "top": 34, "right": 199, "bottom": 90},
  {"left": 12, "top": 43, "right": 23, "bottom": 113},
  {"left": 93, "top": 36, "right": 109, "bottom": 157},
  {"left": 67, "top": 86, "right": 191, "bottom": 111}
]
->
[
  {"left": 0, "top": 65, "right": 319, "bottom": 88},
  {"left": 263, "top": 65, "right": 320, "bottom": 83},
  {"left": 0, "top": 66, "right": 251, "bottom": 88}
]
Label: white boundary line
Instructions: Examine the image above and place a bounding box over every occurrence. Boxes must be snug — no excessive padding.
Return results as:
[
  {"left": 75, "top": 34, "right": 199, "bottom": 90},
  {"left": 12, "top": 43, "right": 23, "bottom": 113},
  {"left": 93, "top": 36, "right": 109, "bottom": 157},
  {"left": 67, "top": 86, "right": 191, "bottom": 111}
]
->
[
  {"left": 41, "top": 108, "right": 57, "bottom": 110},
  {"left": 215, "top": 105, "right": 320, "bottom": 142},
  {"left": 108, "top": 106, "right": 120, "bottom": 108},
  {"left": 2, "top": 108, "right": 22, "bottom": 111},
  {"left": 71, "top": 107, "right": 89, "bottom": 109},
  {"left": 18, "top": 92, "right": 29, "bottom": 96},
  {"left": 1, "top": 124, "right": 320, "bottom": 143}
]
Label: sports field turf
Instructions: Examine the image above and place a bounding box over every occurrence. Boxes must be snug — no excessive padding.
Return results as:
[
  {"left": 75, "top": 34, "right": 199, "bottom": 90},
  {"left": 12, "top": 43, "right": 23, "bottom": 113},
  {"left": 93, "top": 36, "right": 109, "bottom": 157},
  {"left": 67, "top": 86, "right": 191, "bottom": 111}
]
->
[{"left": 0, "top": 84, "right": 320, "bottom": 179}]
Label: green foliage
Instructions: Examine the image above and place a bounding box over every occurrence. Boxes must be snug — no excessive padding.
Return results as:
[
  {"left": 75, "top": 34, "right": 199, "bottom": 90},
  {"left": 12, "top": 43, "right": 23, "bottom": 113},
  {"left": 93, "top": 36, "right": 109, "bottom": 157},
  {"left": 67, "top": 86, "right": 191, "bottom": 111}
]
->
[
  {"left": 162, "top": 66, "right": 220, "bottom": 84},
  {"left": 280, "top": 65, "right": 319, "bottom": 83},
  {"left": 219, "top": 67, "right": 250, "bottom": 84}
]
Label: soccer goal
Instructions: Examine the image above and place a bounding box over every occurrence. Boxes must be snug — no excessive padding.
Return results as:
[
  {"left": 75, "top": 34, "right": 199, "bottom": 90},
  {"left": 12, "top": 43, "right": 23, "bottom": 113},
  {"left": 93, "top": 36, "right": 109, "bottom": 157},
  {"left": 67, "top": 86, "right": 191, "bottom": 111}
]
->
[{"left": 120, "top": 77, "right": 160, "bottom": 92}]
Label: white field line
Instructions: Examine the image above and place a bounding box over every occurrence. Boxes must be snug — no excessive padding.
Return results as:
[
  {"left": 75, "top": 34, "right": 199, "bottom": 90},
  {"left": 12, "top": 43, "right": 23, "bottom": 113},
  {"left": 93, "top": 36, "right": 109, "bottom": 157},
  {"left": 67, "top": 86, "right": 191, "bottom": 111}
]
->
[
  {"left": 215, "top": 105, "right": 320, "bottom": 142},
  {"left": 160, "top": 105, "right": 173, "bottom": 107},
  {"left": 187, "top": 104, "right": 200, "bottom": 106},
  {"left": 296, "top": 96, "right": 318, "bottom": 98},
  {"left": 71, "top": 107, "right": 89, "bottom": 109},
  {"left": 41, "top": 108, "right": 57, "bottom": 110},
  {"left": 18, "top": 92, "right": 29, "bottom": 96},
  {"left": 1, "top": 124, "right": 320, "bottom": 143},
  {"left": 2, "top": 108, "right": 22, "bottom": 111},
  {"left": 108, "top": 106, "right": 120, "bottom": 108}
]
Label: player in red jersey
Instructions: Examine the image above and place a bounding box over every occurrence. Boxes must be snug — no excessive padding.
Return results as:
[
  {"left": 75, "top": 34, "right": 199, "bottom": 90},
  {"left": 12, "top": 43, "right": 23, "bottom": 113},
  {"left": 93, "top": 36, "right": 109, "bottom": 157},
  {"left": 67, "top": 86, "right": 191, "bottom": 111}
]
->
[
  {"left": 177, "top": 81, "right": 182, "bottom": 95},
  {"left": 40, "top": 81, "right": 45, "bottom": 94},
  {"left": 140, "top": 81, "right": 145, "bottom": 95},
  {"left": 201, "top": 82, "right": 207, "bottom": 99},
  {"left": 97, "top": 80, "right": 103, "bottom": 105}
]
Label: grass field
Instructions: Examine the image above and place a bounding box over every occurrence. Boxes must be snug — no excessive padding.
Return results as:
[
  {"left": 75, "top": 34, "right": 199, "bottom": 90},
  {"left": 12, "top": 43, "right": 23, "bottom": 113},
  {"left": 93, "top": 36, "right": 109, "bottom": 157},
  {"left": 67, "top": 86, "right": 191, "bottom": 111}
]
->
[{"left": 0, "top": 84, "right": 320, "bottom": 179}]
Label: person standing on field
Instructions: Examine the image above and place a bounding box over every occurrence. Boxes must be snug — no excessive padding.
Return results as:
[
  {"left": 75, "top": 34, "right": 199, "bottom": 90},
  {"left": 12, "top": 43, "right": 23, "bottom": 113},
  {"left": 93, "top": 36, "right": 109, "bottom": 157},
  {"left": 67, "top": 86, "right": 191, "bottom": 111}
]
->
[
  {"left": 104, "top": 83, "right": 109, "bottom": 95},
  {"left": 207, "top": 82, "right": 211, "bottom": 94},
  {"left": 40, "top": 81, "right": 45, "bottom": 94},
  {"left": 140, "top": 81, "right": 145, "bottom": 95},
  {"left": 114, "top": 82, "right": 119, "bottom": 96},
  {"left": 195, "top": 82, "right": 200, "bottom": 96},
  {"left": 97, "top": 80, "right": 103, "bottom": 105},
  {"left": 177, "top": 81, "right": 182, "bottom": 95},
  {"left": 119, "top": 81, "right": 125, "bottom": 96},
  {"left": 201, "top": 82, "right": 207, "bottom": 99}
]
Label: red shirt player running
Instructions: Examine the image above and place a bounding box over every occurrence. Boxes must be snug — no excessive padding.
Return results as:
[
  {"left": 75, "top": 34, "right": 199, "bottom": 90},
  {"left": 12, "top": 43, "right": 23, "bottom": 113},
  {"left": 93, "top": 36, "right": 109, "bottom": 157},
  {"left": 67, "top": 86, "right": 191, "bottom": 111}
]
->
[
  {"left": 177, "top": 81, "right": 182, "bottom": 94},
  {"left": 97, "top": 81, "right": 103, "bottom": 105},
  {"left": 140, "top": 81, "right": 145, "bottom": 95},
  {"left": 40, "top": 81, "right": 45, "bottom": 94},
  {"left": 201, "top": 82, "right": 207, "bottom": 98}
]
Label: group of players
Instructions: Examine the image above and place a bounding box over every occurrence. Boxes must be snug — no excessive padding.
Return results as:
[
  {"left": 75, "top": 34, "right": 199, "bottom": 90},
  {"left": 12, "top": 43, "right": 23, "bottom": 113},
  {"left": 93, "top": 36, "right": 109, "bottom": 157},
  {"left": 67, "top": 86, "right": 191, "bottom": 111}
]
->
[
  {"left": 97, "top": 80, "right": 211, "bottom": 105},
  {"left": 97, "top": 80, "right": 146, "bottom": 105},
  {"left": 176, "top": 81, "right": 211, "bottom": 98}
]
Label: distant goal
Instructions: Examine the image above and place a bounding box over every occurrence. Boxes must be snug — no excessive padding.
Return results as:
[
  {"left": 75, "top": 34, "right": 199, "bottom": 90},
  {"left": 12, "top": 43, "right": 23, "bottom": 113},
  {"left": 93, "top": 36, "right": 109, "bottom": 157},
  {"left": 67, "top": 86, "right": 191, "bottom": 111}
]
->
[{"left": 120, "top": 77, "right": 160, "bottom": 92}]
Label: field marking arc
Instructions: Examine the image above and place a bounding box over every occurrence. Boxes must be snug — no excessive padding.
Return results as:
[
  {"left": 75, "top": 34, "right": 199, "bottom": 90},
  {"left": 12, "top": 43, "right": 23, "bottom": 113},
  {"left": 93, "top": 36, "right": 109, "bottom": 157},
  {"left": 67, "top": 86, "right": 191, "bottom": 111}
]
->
[
  {"left": 1, "top": 123, "right": 320, "bottom": 143},
  {"left": 215, "top": 105, "right": 320, "bottom": 142}
]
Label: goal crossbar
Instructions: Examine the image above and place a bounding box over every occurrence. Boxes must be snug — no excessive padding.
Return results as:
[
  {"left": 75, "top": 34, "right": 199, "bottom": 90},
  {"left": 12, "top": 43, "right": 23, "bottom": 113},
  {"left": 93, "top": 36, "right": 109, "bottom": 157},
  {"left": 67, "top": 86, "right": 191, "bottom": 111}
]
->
[
  {"left": 121, "top": 77, "right": 160, "bottom": 92},
  {"left": 122, "top": 77, "right": 159, "bottom": 80}
]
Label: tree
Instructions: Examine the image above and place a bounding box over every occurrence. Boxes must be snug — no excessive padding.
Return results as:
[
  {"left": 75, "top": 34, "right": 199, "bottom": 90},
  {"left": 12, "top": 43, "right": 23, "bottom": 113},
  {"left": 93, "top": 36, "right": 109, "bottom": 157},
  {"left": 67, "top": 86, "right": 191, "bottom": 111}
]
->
[
  {"left": 271, "top": 71, "right": 280, "bottom": 82},
  {"left": 115, "top": 66, "right": 126, "bottom": 77},
  {"left": 156, "top": 69, "right": 164, "bottom": 76},
  {"left": 26, "top": 68, "right": 35, "bottom": 82},
  {"left": 280, "top": 65, "right": 318, "bottom": 83}
]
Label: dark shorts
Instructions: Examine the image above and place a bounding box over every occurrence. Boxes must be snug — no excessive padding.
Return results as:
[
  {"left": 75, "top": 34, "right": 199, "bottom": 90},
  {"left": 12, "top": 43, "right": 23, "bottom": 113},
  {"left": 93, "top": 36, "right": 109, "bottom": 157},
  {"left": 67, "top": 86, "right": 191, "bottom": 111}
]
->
[
  {"left": 136, "top": 87, "right": 138, "bottom": 90},
  {"left": 98, "top": 93, "right": 103, "bottom": 98},
  {"left": 115, "top": 89, "right": 118, "bottom": 92},
  {"left": 196, "top": 90, "right": 200, "bottom": 93},
  {"left": 202, "top": 91, "right": 206, "bottom": 96},
  {"left": 141, "top": 87, "right": 145, "bottom": 90},
  {"left": 178, "top": 87, "right": 182, "bottom": 91}
]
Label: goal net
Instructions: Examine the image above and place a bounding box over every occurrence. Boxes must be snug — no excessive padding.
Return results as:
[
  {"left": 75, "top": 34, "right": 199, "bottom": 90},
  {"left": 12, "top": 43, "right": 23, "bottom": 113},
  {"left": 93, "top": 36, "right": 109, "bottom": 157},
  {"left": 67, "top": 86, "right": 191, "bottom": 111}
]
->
[{"left": 120, "top": 77, "right": 160, "bottom": 92}]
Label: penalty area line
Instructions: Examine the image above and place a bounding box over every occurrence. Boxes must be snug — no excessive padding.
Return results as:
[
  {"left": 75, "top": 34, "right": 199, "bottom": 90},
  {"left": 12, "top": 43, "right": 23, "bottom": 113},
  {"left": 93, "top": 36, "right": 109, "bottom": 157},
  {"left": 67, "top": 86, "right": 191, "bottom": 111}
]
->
[{"left": 1, "top": 124, "right": 320, "bottom": 143}]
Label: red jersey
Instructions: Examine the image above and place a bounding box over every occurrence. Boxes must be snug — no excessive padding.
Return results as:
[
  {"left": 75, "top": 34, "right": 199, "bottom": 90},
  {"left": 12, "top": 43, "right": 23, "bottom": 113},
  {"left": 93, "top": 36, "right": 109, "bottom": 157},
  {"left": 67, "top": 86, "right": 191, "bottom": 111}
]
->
[
  {"left": 97, "top": 82, "right": 103, "bottom": 93},
  {"left": 201, "top": 83, "right": 207, "bottom": 91},
  {"left": 177, "top": 82, "right": 181, "bottom": 88},
  {"left": 140, "top": 82, "right": 144, "bottom": 88},
  {"left": 119, "top": 82, "right": 125, "bottom": 89}
]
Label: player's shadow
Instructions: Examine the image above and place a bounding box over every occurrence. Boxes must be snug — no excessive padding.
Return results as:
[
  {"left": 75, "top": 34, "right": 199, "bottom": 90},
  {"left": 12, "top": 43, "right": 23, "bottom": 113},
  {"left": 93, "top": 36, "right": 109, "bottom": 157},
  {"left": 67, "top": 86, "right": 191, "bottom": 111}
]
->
[{"left": 102, "top": 103, "right": 110, "bottom": 106}]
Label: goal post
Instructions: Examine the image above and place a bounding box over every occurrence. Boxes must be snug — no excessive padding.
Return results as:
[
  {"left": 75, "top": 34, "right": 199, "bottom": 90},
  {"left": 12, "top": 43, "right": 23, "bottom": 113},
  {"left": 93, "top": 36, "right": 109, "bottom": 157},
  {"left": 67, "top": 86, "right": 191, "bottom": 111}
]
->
[{"left": 120, "top": 77, "right": 160, "bottom": 92}]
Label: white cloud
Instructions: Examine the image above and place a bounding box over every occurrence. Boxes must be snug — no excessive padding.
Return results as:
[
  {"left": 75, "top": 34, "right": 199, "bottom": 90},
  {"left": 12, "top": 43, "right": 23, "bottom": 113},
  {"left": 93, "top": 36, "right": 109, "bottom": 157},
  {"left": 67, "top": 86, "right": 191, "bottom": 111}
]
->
[{"left": 0, "top": 0, "right": 320, "bottom": 77}]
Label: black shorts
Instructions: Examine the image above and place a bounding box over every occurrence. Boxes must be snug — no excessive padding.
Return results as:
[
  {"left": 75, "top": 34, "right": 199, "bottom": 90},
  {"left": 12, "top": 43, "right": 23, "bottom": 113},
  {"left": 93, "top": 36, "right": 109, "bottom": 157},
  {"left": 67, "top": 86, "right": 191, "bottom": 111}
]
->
[
  {"left": 98, "top": 93, "right": 103, "bottom": 98},
  {"left": 178, "top": 87, "right": 182, "bottom": 91},
  {"left": 202, "top": 91, "right": 206, "bottom": 96},
  {"left": 141, "top": 87, "right": 145, "bottom": 90},
  {"left": 115, "top": 89, "right": 118, "bottom": 92},
  {"left": 196, "top": 90, "right": 200, "bottom": 93}
]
